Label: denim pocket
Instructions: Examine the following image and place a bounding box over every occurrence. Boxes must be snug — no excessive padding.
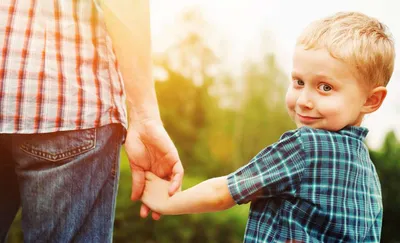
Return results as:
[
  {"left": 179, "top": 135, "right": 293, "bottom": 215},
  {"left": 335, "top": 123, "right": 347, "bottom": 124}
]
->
[{"left": 20, "top": 128, "right": 96, "bottom": 162}]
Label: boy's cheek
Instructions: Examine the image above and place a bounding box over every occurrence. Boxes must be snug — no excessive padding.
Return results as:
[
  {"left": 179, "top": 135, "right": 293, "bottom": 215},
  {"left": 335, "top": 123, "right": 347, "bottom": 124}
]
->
[
  {"left": 285, "top": 90, "right": 296, "bottom": 111},
  {"left": 317, "top": 97, "right": 343, "bottom": 115}
]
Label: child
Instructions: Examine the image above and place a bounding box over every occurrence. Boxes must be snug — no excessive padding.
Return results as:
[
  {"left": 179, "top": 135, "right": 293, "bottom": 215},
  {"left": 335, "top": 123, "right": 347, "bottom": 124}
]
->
[{"left": 141, "top": 12, "right": 395, "bottom": 242}]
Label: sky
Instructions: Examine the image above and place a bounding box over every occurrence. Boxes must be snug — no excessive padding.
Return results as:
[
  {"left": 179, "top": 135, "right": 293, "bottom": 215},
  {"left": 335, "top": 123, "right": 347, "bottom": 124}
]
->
[{"left": 150, "top": 0, "right": 400, "bottom": 149}]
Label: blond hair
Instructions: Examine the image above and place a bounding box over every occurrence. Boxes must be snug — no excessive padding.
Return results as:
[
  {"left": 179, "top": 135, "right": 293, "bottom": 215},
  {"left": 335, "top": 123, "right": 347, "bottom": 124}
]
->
[{"left": 297, "top": 12, "right": 395, "bottom": 87}]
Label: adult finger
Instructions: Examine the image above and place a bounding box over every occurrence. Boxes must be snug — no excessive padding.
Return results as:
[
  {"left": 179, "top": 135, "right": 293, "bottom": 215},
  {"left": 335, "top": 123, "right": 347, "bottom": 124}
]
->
[
  {"left": 140, "top": 204, "right": 150, "bottom": 218},
  {"left": 168, "top": 162, "right": 184, "bottom": 196},
  {"left": 152, "top": 211, "right": 161, "bottom": 220},
  {"left": 131, "top": 167, "right": 145, "bottom": 201}
]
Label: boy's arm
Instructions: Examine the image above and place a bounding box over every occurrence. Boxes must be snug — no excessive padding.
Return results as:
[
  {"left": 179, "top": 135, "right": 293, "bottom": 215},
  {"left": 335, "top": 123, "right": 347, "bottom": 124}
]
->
[{"left": 142, "top": 172, "right": 236, "bottom": 215}]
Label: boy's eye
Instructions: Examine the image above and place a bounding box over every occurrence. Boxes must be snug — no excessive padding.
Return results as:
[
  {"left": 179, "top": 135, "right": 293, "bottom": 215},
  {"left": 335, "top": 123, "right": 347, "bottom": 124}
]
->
[
  {"left": 296, "top": 80, "right": 304, "bottom": 86},
  {"left": 318, "top": 84, "right": 332, "bottom": 92}
]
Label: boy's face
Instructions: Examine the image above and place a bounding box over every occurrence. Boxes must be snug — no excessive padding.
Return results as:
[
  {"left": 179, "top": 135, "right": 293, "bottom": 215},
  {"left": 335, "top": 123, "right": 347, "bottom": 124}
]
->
[{"left": 286, "top": 45, "right": 368, "bottom": 131}]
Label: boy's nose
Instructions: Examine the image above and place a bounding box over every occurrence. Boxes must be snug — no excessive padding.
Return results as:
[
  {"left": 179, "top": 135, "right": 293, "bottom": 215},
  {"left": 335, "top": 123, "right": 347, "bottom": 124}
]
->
[{"left": 297, "top": 91, "right": 314, "bottom": 109}]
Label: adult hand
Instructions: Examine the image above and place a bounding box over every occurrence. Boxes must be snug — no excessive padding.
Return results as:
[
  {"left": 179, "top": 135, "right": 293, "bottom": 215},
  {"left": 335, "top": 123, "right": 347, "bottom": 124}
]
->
[{"left": 124, "top": 119, "right": 184, "bottom": 219}]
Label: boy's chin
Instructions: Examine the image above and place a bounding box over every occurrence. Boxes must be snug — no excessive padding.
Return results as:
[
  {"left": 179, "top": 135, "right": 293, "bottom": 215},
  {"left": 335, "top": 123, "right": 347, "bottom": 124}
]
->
[{"left": 296, "top": 123, "right": 324, "bottom": 130}]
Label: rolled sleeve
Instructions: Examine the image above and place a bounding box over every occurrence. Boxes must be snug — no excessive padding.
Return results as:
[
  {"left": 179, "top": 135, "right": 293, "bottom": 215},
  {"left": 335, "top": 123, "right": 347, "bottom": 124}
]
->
[{"left": 228, "top": 130, "right": 306, "bottom": 205}]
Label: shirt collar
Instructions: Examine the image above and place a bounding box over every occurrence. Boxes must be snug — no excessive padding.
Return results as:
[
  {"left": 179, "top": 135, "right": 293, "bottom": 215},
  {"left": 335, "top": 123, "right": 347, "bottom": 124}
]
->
[{"left": 338, "top": 126, "right": 369, "bottom": 140}]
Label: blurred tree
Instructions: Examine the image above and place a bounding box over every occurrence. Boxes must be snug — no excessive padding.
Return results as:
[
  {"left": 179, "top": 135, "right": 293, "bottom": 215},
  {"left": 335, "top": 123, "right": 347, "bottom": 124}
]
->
[
  {"left": 232, "top": 55, "right": 295, "bottom": 167},
  {"left": 153, "top": 9, "right": 225, "bottom": 176},
  {"left": 154, "top": 9, "right": 295, "bottom": 175},
  {"left": 370, "top": 131, "right": 400, "bottom": 243}
]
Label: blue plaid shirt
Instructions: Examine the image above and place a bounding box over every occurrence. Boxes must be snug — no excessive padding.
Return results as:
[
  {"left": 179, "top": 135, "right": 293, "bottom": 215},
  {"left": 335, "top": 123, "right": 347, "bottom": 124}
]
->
[{"left": 228, "top": 126, "right": 382, "bottom": 243}]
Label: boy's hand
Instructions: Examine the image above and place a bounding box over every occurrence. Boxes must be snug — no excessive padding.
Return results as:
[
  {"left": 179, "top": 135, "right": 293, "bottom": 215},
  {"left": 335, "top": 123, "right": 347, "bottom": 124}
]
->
[{"left": 141, "top": 172, "right": 173, "bottom": 214}]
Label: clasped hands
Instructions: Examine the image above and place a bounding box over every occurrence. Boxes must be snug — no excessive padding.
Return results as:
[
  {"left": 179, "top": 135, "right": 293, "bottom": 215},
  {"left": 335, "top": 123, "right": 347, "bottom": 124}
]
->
[{"left": 124, "top": 119, "right": 184, "bottom": 220}]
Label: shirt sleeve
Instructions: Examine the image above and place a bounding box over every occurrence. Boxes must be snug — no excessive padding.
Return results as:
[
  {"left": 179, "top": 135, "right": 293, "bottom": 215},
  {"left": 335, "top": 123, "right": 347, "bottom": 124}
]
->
[{"left": 227, "top": 130, "right": 306, "bottom": 205}]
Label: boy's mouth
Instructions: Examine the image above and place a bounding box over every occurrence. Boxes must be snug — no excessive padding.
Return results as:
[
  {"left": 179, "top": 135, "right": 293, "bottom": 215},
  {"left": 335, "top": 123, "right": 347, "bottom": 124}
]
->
[{"left": 297, "top": 113, "right": 321, "bottom": 124}]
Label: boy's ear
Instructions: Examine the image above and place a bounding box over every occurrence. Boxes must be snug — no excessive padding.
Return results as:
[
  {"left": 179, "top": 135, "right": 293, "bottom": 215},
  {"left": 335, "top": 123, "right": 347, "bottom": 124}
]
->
[{"left": 361, "top": 86, "right": 387, "bottom": 114}]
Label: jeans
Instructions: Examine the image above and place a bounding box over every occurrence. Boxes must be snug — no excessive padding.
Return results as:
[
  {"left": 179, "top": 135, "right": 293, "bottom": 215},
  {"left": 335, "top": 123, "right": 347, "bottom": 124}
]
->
[{"left": 0, "top": 123, "right": 125, "bottom": 243}]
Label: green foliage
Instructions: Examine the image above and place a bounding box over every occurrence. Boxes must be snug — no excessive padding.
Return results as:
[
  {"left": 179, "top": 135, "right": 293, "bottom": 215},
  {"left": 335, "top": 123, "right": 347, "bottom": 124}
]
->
[
  {"left": 370, "top": 131, "right": 400, "bottom": 243},
  {"left": 232, "top": 55, "right": 295, "bottom": 167},
  {"left": 6, "top": 211, "right": 22, "bottom": 243}
]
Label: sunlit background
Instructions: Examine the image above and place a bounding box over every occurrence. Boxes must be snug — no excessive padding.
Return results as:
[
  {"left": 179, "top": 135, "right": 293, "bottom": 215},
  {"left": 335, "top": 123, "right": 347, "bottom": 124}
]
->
[
  {"left": 8, "top": 1, "right": 400, "bottom": 242},
  {"left": 151, "top": 0, "right": 400, "bottom": 150}
]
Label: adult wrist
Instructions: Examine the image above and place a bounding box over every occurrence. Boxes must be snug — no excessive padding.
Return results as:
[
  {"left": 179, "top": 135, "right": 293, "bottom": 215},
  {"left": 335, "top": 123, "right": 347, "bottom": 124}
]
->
[{"left": 127, "top": 105, "right": 162, "bottom": 126}]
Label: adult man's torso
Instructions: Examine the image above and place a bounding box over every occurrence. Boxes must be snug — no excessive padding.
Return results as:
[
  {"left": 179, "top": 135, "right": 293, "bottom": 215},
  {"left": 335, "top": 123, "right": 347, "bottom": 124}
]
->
[{"left": 0, "top": 0, "right": 127, "bottom": 134}]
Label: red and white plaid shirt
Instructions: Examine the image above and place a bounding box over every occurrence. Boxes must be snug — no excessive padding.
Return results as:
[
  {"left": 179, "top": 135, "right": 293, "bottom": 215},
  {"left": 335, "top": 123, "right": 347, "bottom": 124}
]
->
[{"left": 0, "top": 0, "right": 127, "bottom": 134}]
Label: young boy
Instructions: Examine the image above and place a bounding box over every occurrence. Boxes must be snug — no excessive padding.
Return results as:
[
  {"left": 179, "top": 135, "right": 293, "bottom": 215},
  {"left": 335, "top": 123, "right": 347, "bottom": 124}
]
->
[{"left": 141, "top": 12, "right": 395, "bottom": 242}]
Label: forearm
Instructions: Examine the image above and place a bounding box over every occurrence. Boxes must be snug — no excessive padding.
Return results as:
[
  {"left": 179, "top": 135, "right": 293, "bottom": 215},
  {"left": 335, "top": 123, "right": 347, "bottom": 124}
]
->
[
  {"left": 164, "top": 176, "right": 236, "bottom": 215},
  {"left": 101, "top": 0, "right": 161, "bottom": 123}
]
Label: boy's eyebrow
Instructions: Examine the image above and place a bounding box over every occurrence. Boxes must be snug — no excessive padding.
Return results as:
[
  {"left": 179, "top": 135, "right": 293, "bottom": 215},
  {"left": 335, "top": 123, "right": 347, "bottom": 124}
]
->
[
  {"left": 313, "top": 74, "right": 339, "bottom": 85},
  {"left": 291, "top": 71, "right": 302, "bottom": 79},
  {"left": 314, "top": 74, "right": 333, "bottom": 81}
]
